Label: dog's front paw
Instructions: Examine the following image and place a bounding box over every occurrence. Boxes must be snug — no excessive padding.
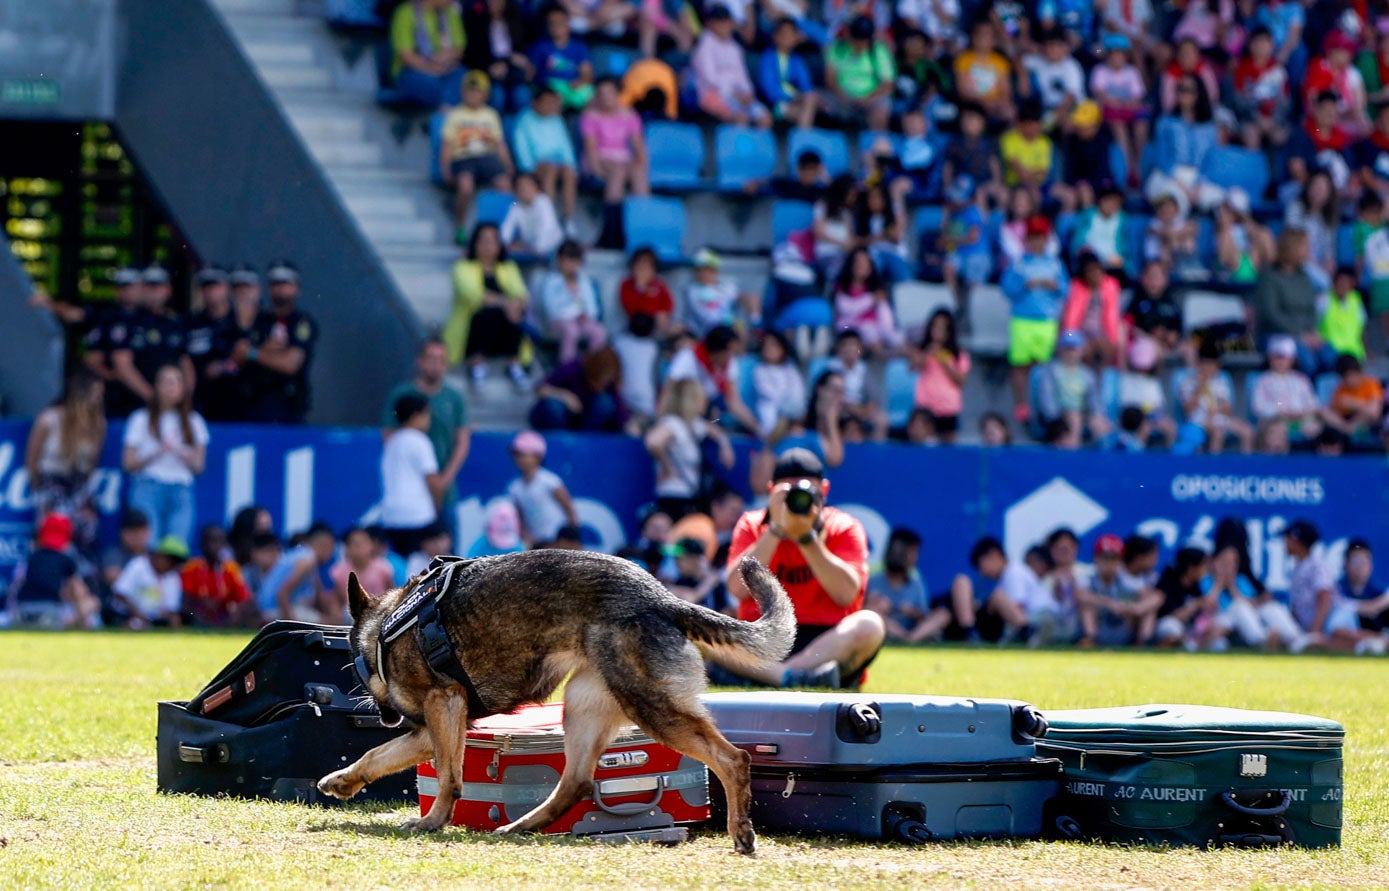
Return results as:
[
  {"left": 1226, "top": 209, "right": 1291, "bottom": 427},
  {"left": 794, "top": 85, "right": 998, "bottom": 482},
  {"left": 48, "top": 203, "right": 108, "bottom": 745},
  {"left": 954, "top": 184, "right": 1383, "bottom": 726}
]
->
[
  {"left": 733, "top": 825, "right": 757, "bottom": 856},
  {"left": 400, "top": 815, "right": 448, "bottom": 833},
  {"left": 317, "top": 770, "right": 365, "bottom": 800},
  {"left": 492, "top": 821, "right": 525, "bottom": 836}
]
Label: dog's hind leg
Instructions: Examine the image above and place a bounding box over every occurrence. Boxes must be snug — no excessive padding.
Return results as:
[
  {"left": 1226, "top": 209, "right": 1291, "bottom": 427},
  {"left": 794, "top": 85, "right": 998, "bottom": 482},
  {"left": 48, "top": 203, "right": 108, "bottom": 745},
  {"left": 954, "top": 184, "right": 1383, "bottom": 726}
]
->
[
  {"left": 318, "top": 727, "right": 433, "bottom": 802},
  {"left": 605, "top": 645, "right": 759, "bottom": 855},
  {"left": 402, "top": 687, "right": 471, "bottom": 832},
  {"left": 495, "top": 668, "right": 627, "bottom": 836}
]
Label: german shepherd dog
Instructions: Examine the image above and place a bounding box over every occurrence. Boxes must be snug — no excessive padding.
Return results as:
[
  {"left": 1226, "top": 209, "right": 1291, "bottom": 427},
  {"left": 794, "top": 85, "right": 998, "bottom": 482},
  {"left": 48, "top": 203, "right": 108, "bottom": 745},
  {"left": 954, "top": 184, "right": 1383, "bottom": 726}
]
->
[{"left": 317, "top": 549, "right": 794, "bottom": 854}]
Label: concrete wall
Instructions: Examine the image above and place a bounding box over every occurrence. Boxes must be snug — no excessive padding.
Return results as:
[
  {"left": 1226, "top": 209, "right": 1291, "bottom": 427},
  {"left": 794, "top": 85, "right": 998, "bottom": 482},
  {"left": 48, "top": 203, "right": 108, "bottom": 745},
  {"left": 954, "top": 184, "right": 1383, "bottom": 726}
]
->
[
  {"left": 114, "top": 0, "right": 423, "bottom": 424},
  {"left": 0, "top": 233, "right": 64, "bottom": 417},
  {"left": 0, "top": 0, "right": 119, "bottom": 120}
]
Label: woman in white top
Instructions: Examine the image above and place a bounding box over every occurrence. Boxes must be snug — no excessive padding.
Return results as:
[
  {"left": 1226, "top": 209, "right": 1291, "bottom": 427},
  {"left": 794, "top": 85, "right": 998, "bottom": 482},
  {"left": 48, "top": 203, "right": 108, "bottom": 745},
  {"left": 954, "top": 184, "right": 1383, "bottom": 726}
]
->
[
  {"left": 122, "top": 365, "right": 209, "bottom": 546},
  {"left": 25, "top": 369, "right": 107, "bottom": 560},
  {"left": 379, "top": 393, "right": 458, "bottom": 557},
  {"left": 644, "top": 378, "right": 734, "bottom": 520}
]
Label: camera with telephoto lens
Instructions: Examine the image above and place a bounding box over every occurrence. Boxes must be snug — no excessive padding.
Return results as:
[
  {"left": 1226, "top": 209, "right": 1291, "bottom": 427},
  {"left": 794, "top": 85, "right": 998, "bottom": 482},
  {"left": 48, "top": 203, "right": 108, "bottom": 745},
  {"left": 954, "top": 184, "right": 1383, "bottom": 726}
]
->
[{"left": 783, "top": 479, "right": 821, "bottom": 516}]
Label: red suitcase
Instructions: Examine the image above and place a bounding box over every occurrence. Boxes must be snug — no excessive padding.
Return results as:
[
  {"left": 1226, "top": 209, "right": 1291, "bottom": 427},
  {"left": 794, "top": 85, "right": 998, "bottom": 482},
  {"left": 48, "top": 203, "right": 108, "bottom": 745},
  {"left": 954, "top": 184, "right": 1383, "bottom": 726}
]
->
[{"left": 416, "top": 703, "right": 710, "bottom": 843}]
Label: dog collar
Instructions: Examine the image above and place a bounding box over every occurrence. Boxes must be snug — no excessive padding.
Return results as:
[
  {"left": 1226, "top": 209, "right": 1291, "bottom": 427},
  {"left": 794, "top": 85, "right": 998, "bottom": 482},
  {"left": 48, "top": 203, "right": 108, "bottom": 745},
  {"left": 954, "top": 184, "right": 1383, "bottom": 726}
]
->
[{"left": 373, "top": 556, "right": 494, "bottom": 718}]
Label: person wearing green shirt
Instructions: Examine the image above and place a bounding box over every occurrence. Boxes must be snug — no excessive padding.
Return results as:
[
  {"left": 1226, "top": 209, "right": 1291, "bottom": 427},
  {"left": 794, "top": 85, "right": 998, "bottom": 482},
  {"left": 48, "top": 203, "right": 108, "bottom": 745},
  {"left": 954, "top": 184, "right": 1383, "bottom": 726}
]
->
[
  {"left": 390, "top": 0, "right": 467, "bottom": 107},
  {"left": 381, "top": 337, "right": 472, "bottom": 531},
  {"left": 824, "top": 15, "right": 895, "bottom": 132}
]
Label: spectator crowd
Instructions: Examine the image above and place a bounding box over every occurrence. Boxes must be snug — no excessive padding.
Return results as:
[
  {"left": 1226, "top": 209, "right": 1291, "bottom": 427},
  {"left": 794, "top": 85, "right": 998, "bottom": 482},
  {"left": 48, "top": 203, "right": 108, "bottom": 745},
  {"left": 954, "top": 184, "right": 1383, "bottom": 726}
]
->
[
  {"left": 362, "top": 0, "right": 1389, "bottom": 459},
  {"left": 14, "top": 0, "right": 1389, "bottom": 670}
]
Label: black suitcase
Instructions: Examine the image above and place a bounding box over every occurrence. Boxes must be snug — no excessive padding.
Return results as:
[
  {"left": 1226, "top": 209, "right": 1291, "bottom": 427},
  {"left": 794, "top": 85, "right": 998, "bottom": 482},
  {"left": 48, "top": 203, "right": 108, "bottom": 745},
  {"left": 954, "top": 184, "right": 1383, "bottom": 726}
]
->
[
  {"left": 703, "top": 692, "right": 1062, "bottom": 842},
  {"left": 157, "top": 621, "right": 415, "bottom": 804}
]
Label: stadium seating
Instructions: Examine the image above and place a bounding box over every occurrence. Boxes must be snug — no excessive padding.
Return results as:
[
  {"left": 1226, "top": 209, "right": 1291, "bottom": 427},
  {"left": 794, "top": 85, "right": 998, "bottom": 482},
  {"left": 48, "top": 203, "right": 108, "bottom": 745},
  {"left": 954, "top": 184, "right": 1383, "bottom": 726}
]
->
[
  {"left": 645, "top": 122, "right": 707, "bottom": 191},
  {"left": 1200, "top": 146, "right": 1271, "bottom": 200},
  {"left": 771, "top": 199, "right": 814, "bottom": 243},
  {"left": 884, "top": 357, "right": 916, "bottom": 428},
  {"left": 1181, "top": 290, "right": 1246, "bottom": 333},
  {"left": 787, "top": 127, "right": 850, "bottom": 177},
  {"left": 623, "top": 195, "right": 687, "bottom": 262},
  {"left": 892, "top": 280, "right": 955, "bottom": 340},
  {"left": 857, "top": 131, "right": 902, "bottom": 167},
  {"left": 475, "top": 189, "right": 515, "bottom": 227},
  {"left": 964, "top": 284, "right": 1012, "bottom": 357},
  {"left": 715, "top": 125, "right": 777, "bottom": 192}
]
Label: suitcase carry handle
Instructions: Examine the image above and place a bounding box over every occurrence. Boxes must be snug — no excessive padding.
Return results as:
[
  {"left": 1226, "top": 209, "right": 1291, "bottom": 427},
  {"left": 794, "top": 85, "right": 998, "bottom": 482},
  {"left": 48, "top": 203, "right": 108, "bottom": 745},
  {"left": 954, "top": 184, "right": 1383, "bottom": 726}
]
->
[
  {"left": 1218, "top": 832, "right": 1290, "bottom": 848},
  {"left": 592, "top": 775, "right": 667, "bottom": 816},
  {"left": 1219, "top": 790, "right": 1292, "bottom": 817},
  {"left": 179, "top": 743, "right": 230, "bottom": 764}
]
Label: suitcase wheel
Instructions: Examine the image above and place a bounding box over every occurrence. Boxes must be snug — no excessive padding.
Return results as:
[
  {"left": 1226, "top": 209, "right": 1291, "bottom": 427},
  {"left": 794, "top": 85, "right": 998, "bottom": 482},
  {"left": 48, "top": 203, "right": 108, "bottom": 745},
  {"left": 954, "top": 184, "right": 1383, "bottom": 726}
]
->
[
  {"left": 884, "top": 805, "right": 933, "bottom": 844},
  {"left": 1053, "top": 815, "right": 1084, "bottom": 840}
]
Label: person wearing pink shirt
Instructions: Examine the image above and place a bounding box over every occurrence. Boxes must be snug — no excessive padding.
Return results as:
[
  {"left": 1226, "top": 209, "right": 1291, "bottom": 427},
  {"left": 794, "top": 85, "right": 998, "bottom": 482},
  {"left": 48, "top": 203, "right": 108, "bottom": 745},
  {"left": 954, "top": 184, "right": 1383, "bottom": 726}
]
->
[
  {"left": 912, "top": 309, "right": 970, "bottom": 444},
  {"left": 580, "top": 76, "right": 649, "bottom": 246},
  {"left": 1061, "top": 251, "right": 1124, "bottom": 367},
  {"left": 831, "top": 248, "right": 900, "bottom": 355},
  {"left": 1090, "top": 34, "right": 1149, "bottom": 186},
  {"left": 328, "top": 527, "right": 397, "bottom": 624},
  {"left": 691, "top": 6, "right": 770, "bottom": 127}
]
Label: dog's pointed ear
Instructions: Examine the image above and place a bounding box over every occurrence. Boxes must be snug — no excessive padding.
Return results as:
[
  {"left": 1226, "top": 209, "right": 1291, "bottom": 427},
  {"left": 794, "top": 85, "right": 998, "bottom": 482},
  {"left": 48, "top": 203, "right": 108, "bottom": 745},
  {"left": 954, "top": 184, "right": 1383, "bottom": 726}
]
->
[{"left": 347, "top": 572, "right": 371, "bottom": 624}]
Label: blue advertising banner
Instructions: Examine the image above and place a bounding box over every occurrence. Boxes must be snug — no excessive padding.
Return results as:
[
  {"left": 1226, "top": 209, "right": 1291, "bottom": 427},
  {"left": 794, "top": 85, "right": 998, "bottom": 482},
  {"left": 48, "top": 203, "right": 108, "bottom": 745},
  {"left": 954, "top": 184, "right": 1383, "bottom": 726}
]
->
[{"left": 1, "top": 419, "right": 1386, "bottom": 595}]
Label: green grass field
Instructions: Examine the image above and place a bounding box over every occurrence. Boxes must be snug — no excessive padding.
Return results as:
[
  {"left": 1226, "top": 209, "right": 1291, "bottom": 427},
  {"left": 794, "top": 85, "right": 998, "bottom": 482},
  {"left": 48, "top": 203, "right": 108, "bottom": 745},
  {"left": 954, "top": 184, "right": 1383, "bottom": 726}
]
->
[{"left": 2, "top": 632, "right": 1387, "bottom": 890}]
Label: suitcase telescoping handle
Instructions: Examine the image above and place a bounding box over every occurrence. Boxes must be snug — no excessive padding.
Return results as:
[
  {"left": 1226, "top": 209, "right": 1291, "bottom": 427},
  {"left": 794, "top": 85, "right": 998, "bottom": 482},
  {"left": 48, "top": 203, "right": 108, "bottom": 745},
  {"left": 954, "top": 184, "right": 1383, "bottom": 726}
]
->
[{"left": 591, "top": 775, "right": 668, "bottom": 816}]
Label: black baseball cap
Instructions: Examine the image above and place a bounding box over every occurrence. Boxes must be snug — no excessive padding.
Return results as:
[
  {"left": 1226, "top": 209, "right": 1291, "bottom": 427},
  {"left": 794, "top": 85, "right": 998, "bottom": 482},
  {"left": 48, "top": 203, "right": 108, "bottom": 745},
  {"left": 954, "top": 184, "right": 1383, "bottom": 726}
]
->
[
  {"left": 773, "top": 448, "right": 824, "bottom": 482},
  {"left": 1285, "top": 520, "right": 1320, "bottom": 547},
  {"left": 849, "top": 15, "right": 874, "bottom": 39},
  {"left": 196, "top": 265, "right": 228, "bottom": 286}
]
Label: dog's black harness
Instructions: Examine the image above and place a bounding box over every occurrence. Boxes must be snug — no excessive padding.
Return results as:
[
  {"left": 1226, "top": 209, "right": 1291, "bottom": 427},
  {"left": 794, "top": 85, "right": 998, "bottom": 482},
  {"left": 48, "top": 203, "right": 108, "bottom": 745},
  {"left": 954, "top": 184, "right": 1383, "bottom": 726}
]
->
[{"left": 355, "top": 556, "right": 494, "bottom": 718}]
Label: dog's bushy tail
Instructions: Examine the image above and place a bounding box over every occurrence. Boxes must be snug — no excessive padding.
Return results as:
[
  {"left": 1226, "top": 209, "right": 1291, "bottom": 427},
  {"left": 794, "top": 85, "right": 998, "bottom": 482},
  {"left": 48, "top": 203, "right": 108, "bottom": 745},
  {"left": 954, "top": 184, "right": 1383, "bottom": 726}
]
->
[{"left": 670, "top": 556, "right": 795, "bottom": 666}]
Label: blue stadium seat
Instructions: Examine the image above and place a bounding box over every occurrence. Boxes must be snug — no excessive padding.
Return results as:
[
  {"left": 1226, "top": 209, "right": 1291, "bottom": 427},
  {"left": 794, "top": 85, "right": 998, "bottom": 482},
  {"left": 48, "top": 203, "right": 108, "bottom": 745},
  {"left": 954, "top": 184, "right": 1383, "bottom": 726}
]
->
[
  {"left": 428, "top": 112, "right": 446, "bottom": 185},
  {"left": 1108, "top": 142, "right": 1128, "bottom": 188},
  {"left": 624, "top": 195, "right": 687, "bottom": 262},
  {"left": 857, "top": 131, "right": 902, "bottom": 169},
  {"left": 1098, "top": 367, "right": 1122, "bottom": 420},
  {"left": 645, "top": 122, "right": 706, "bottom": 191},
  {"left": 739, "top": 357, "right": 760, "bottom": 410},
  {"left": 885, "top": 358, "right": 916, "bottom": 429},
  {"left": 788, "top": 127, "right": 850, "bottom": 177},
  {"left": 914, "top": 206, "right": 945, "bottom": 235},
  {"left": 591, "top": 45, "right": 639, "bottom": 78},
  {"left": 772, "top": 199, "right": 814, "bottom": 243},
  {"left": 1200, "top": 147, "right": 1270, "bottom": 200},
  {"left": 1123, "top": 213, "right": 1150, "bottom": 277},
  {"left": 715, "top": 125, "right": 777, "bottom": 192},
  {"left": 1315, "top": 372, "right": 1340, "bottom": 405},
  {"left": 475, "top": 189, "right": 515, "bottom": 226},
  {"left": 805, "top": 356, "right": 831, "bottom": 387},
  {"left": 1336, "top": 223, "right": 1357, "bottom": 266},
  {"left": 325, "top": 0, "right": 384, "bottom": 28}
]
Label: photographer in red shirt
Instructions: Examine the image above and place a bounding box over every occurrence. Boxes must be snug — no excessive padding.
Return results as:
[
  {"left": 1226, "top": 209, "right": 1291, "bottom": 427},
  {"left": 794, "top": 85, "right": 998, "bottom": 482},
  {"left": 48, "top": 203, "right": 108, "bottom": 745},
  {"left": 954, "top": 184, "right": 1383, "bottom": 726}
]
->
[{"left": 715, "top": 449, "right": 884, "bottom": 688}]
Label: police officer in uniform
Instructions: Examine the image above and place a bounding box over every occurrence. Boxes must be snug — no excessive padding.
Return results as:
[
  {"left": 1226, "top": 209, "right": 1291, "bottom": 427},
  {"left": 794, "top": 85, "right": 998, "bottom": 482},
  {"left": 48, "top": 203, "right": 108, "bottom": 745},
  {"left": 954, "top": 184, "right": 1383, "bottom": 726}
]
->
[
  {"left": 236, "top": 260, "right": 317, "bottom": 423},
  {"left": 187, "top": 265, "right": 239, "bottom": 416},
  {"left": 89, "top": 267, "right": 151, "bottom": 418},
  {"left": 112, "top": 265, "right": 193, "bottom": 412},
  {"left": 186, "top": 266, "right": 230, "bottom": 385}
]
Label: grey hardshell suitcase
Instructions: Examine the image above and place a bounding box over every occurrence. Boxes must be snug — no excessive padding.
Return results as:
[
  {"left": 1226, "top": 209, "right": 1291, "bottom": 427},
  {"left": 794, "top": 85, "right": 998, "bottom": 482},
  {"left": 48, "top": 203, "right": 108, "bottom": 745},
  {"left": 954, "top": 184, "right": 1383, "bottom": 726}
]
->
[{"left": 702, "top": 692, "right": 1062, "bottom": 842}]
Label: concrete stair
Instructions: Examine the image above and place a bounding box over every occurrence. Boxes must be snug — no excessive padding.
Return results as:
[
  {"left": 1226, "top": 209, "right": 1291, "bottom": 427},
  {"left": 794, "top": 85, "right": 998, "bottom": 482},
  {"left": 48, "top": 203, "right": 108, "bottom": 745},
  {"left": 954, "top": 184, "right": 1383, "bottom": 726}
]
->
[
  {"left": 209, "top": 0, "right": 457, "bottom": 324},
  {"left": 206, "top": 0, "right": 549, "bottom": 422}
]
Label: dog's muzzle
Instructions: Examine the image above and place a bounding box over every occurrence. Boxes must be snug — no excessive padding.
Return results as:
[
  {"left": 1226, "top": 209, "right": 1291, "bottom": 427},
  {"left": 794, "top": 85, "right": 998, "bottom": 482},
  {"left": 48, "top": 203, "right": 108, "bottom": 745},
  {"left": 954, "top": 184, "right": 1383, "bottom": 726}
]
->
[{"left": 353, "top": 651, "right": 404, "bottom": 729}]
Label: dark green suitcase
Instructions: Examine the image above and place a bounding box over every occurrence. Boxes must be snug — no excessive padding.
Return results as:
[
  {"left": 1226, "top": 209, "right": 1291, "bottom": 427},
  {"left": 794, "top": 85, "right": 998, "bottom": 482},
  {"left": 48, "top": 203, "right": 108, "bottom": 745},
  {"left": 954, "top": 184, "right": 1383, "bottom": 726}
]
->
[{"left": 1037, "top": 704, "right": 1343, "bottom": 849}]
